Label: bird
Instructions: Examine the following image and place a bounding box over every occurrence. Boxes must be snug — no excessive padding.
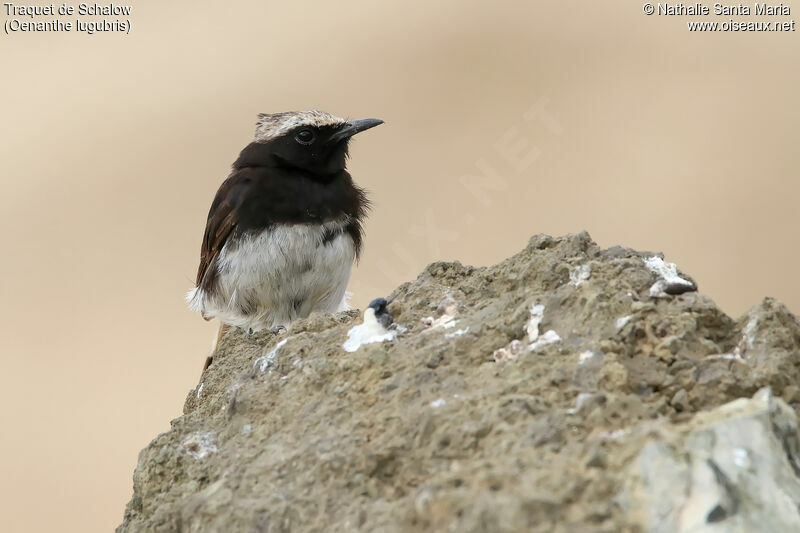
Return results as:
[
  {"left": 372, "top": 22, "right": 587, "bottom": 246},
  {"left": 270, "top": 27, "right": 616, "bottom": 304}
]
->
[{"left": 186, "top": 110, "right": 383, "bottom": 370}]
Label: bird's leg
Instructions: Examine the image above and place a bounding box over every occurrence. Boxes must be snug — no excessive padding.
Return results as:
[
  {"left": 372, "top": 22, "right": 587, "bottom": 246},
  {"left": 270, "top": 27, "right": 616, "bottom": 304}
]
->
[
  {"left": 201, "top": 323, "right": 231, "bottom": 377},
  {"left": 201, "top": 356, "right": 213, "bottom": 375}
]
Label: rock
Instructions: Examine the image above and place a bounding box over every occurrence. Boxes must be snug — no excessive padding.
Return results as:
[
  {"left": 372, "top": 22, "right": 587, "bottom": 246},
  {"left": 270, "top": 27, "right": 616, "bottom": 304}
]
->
[
  {"left": 620, "top": 388, "right": 800, "bottom": 533},
  {"left": 117, "top": 232, "right": 800, "bottom": 533}
]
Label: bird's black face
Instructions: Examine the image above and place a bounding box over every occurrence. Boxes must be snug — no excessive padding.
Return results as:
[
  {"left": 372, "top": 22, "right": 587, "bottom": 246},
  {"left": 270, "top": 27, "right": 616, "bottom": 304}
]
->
[{"left": 269, "top": 118, "right": 383, "bottom": 177}]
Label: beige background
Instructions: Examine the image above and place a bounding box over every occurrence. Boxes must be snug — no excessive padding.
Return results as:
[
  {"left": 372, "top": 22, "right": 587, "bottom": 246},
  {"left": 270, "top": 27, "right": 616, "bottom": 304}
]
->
[{"left": 1, "top": 1, "right": 798, "bottom": 531}]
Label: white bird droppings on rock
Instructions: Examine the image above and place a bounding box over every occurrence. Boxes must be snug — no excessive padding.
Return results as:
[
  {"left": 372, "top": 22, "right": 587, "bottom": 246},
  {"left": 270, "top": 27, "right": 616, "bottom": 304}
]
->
[
  {"left": 181, "top": 432, "right": 217, "bottom": 460},
  {"left": 253, "top": 338, "right": 288, "bottom": 373},
  {"left": 526, "top": 304, "right": 546, "bottom": 340},
  {"left": 494, "top": 304, "right": 561, "bottom": 360},
  {"left": 567, "top": 392, "right": 605, "bottom": 415},
  {"left": 644, "top": 256, "right": 697, "bottom": 298},
  {"left": 196, "top": 383, "right": 204, "bottom": 399},
  {"left": 429, "top": 398, "right": 446, "bottom": 408},
  {"left": 705, "top": 352, "right": 744, "bottom": 361},
  {"left": 578, "top": 351, "right": 597, "bottom": 365},
  {"left": 596, "top": 428, "right": 631, "bottom": 441},
  {"left": 343, "top": 308, "right": 397, "bottom": 353},
  {"left": 530, "top": 330, "right": 561, "bottom": 351},
  {"left": 616, "top": 315, "right": 632, "bottom": 330},
  {"left": 569, "top": 264, "right": 591, "bottom": 286},
  {"left": 445, "top": 327, "right": 469, "bottom": 339},
  {"left": 526, "top": 304, "right": 561, "bottom": 351}
]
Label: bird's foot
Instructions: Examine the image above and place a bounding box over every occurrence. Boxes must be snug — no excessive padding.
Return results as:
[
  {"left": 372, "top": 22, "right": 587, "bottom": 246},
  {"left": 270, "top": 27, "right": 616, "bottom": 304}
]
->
[{"left": 270, "top": 325, "right": 287, "bottom": 335}]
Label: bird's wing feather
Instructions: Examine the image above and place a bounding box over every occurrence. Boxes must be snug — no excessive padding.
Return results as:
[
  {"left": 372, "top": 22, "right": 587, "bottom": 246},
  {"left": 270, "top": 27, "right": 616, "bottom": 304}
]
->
[{"left": 195, "top": 170, "right": 254, "bottom": 290}]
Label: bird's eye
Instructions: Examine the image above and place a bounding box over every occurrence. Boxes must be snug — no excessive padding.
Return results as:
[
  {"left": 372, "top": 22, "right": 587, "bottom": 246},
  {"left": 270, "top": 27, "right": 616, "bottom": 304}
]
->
[{"left": 295, "top": 129, "right": 315, "bottom": 145}]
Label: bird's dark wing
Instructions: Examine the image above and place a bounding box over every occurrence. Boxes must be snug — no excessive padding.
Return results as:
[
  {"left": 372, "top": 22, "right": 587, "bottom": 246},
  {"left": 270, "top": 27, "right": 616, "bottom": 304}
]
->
[{"left": 195, "top": 170, "right": 255, "bottom": 291}]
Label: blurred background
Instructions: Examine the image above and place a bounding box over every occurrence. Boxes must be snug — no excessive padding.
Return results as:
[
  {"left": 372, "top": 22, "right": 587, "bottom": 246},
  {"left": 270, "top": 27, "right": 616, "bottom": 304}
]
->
[{"left": 1, "top": 1, "right": 798, "bottom": 531}]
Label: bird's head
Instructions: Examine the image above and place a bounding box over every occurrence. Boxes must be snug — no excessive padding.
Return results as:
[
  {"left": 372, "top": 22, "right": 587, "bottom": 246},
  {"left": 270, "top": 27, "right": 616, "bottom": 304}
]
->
[{"left": 248, "top": 110, "right": 383, "bottom": 175}]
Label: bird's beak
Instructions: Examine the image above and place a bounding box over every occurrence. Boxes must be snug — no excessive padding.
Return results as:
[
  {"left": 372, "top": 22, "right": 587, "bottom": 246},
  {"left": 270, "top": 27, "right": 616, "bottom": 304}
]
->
[{"left": 328, "top": 118, "right": 384, "bottom": 143}]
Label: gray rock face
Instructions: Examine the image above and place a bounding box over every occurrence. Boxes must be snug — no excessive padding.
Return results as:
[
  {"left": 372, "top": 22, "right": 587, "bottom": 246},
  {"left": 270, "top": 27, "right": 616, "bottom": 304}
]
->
[
  {"left": 620, "top": 388, "right": 800, "bottom": 532},
  {"left": 118, "top": 233, "right": 800, "bottom": 533}
]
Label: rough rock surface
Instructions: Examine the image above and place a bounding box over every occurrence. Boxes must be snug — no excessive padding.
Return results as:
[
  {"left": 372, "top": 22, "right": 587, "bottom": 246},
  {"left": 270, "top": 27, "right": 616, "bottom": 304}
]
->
[{"left": 118, "top": 233, "right": 800, "bottom": 533}]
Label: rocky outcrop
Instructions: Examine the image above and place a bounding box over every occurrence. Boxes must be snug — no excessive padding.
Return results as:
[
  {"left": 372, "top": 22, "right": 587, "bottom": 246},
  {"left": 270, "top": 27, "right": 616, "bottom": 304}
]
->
[{"left": 118, "top": 233, "right": 800, "bottom": 532}]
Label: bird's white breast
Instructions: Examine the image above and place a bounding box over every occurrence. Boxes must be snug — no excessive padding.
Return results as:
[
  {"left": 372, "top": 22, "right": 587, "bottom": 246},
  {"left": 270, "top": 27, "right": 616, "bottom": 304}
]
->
[{"left": 188, "top": 220, "right": 355, "bottom": 331}]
